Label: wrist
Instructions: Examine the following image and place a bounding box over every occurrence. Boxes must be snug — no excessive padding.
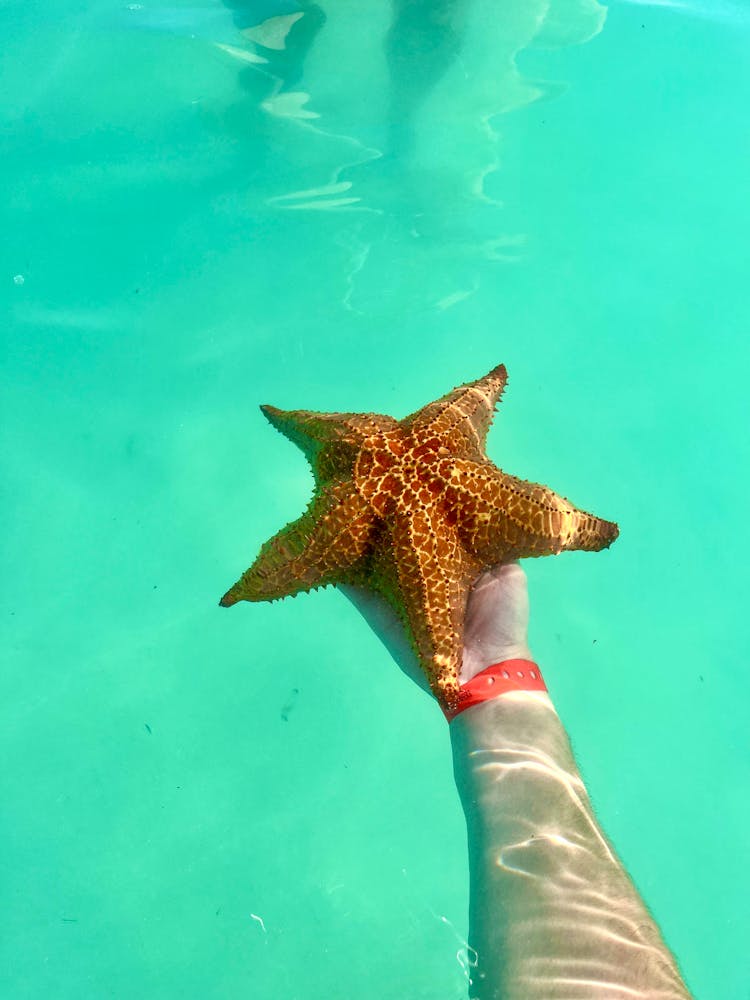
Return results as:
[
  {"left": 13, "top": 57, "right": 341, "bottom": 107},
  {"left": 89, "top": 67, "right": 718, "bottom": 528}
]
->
[
  {"left": 449, "top": 683, "right": 560, "bottom": 766},
  {"left": 446, "top": 657, "right": 545, "bottom": 723},
  {"left": 460, "top": 641, "right": 533, "bottom": 684}
]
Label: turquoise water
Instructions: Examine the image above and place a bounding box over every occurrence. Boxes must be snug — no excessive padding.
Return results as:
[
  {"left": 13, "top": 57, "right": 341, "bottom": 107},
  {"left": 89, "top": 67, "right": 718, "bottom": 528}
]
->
[{"left": 2, "top": 1, "right": 748, "bottom": 997}]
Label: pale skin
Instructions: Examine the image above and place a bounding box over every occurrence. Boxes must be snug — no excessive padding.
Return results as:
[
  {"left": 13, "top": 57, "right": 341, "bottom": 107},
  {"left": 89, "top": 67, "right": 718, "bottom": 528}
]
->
[{"left": 343, "top": 564, "right": 694, "bottom": 1000}]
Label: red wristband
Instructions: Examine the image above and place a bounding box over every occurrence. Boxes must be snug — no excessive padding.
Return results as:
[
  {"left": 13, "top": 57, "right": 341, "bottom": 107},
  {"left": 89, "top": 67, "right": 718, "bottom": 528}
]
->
[{"left": 443, "top": 659, "right": 547, "bottom": 723}]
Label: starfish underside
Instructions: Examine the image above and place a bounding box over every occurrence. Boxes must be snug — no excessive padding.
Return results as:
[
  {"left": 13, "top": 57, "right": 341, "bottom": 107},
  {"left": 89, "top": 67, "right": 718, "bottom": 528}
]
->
[{"left": 220, "top": 364, "right": 618, "bottom": 709}]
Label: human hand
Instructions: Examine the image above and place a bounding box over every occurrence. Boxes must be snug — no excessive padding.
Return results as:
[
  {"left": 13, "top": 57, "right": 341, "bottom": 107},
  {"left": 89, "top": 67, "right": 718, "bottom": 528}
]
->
[
  {"left": 340, "top": 561, "right": 531, "bottom": 701},
  {"left": 461, "top": 561, "right": 531, "bottom": 681}
]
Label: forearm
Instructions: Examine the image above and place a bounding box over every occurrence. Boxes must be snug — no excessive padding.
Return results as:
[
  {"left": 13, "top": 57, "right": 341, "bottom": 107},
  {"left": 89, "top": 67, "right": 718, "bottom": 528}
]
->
[{"left": 450, "top": 691, "right": 692, "bottom": 1000}]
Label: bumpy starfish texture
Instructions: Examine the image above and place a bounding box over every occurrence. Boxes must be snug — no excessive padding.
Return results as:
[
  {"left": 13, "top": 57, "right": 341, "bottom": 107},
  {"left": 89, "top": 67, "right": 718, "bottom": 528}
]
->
[{"left": 220, "top": 365, "right": 618, "bottom": 709}]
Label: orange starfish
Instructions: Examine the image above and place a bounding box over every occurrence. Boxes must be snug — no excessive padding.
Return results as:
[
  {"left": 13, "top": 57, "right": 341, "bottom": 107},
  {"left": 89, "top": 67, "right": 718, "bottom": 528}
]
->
[{"left": 220, "top": 364, "right": 618, "bottom": 709}]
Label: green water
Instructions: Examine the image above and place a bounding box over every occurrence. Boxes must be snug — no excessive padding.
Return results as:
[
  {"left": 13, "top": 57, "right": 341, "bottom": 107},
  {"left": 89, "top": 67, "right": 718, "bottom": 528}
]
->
[{"left": 2, "top": 1, "right": 748, "bottom": 997}]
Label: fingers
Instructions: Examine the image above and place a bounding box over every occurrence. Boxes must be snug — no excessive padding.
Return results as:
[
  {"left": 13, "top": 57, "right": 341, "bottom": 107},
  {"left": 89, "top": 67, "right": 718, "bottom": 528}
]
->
[{"left": 338, "top": 584, "right": 432, "bottom": 695}]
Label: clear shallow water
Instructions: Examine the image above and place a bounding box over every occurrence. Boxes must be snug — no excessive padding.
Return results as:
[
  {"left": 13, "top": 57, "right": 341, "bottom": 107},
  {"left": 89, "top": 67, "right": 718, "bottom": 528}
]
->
[{"left": 2, "top": 2, "right": 748, "bottom": 998}]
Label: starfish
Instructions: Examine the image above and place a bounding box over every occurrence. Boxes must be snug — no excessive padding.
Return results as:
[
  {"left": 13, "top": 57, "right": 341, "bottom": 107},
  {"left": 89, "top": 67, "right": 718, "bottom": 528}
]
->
[{"left": 220, "top": 364, "right": 618, "bottom": 709}]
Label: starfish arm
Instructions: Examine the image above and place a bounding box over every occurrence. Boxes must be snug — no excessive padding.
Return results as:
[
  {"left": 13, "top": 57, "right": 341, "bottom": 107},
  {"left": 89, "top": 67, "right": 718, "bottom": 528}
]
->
[
  {"left": 262, "top": 406, "right": 399, "bottom": 484},
  {"left": 262, "top": 406, "right": 397, "bottom": 457},
  {"left": 390, "top": 505, "right": 480, "bottom": 708},
  {"left": 219, "top": 480, "right": 376, "bottom": 606},
  {"left": 450, "top": 459, "right": 619, "bottom": 562},
  {"left": 400, "top": 363, "right": 508, "bottom": 458}
]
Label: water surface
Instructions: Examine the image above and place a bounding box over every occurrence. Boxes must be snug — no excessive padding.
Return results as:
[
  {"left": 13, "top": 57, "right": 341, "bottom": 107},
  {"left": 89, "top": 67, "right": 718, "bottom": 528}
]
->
[{"left": 2, "top": 1, "right": 748, "bottom": 997}]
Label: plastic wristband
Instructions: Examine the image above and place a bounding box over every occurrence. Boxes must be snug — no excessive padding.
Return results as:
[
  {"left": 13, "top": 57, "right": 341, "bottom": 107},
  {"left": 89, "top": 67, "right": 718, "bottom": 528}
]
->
[{"left": 443, "top": 659, "right": 547, "bottom": 723}]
